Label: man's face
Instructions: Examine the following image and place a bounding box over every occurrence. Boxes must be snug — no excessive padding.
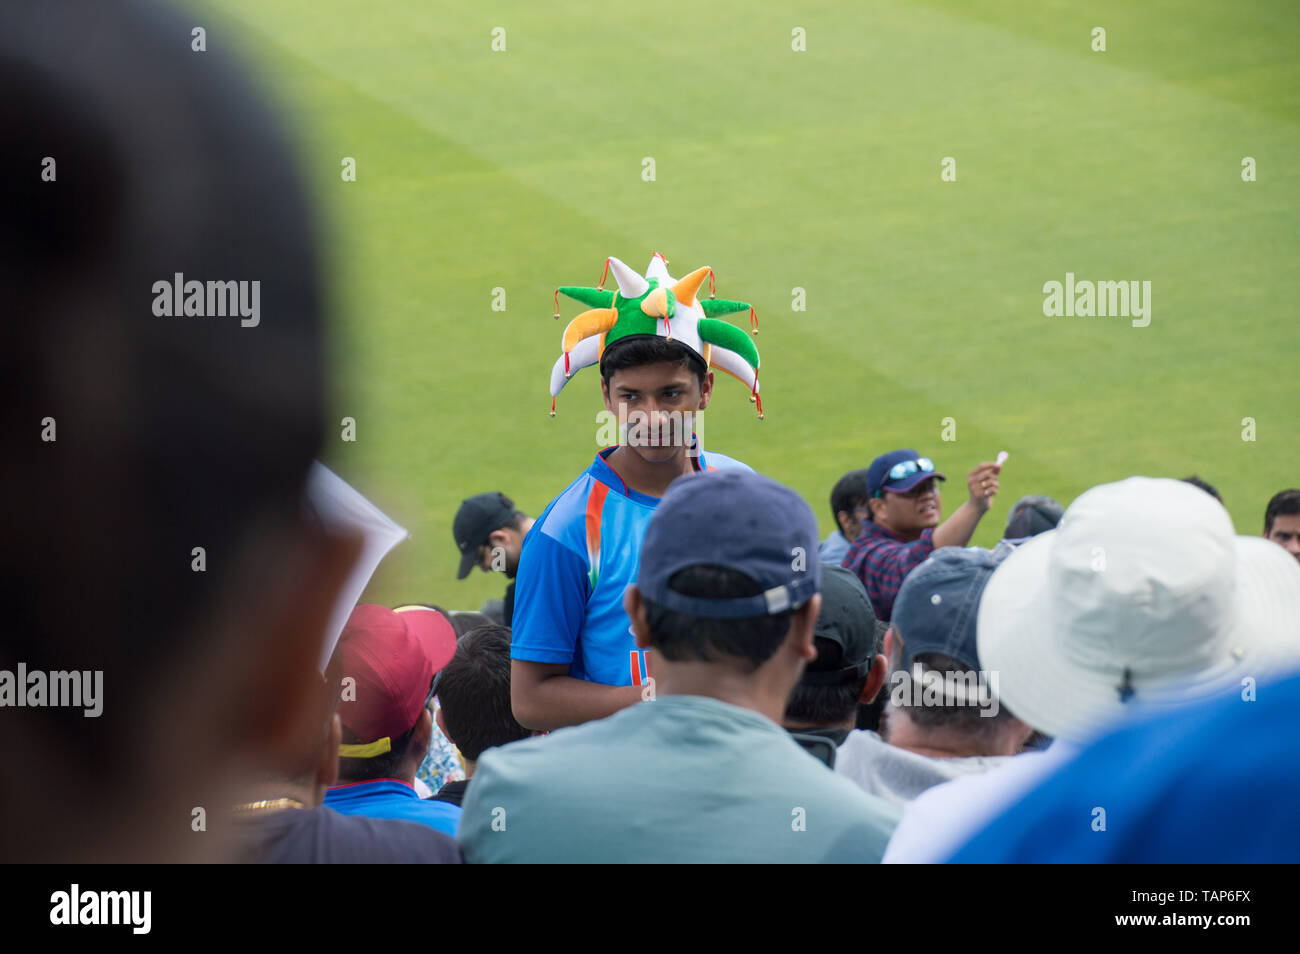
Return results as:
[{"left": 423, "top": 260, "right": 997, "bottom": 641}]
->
[
  {"left": 477, "top": 528, "right": 523, "bottom": 577},
  {"left": 1266, "top": 513, "right": 1300, "bottom": 563},
  {"left": 873, "top": 477, "right": 943, "bottom": 534},
  {"left": 602, "top": 360, "right": 712, "bottom": 465},
  {"left": 839, "top": 504, "right": 870, "bottom": 542}
]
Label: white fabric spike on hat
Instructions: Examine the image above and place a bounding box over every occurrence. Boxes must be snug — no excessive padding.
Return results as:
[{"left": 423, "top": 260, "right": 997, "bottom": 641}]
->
[
  {"left": 645, "top": 253, "right": 673, "bottom": 285},
  {"left": 549, "top": 335, "right": 601, "bottom": 397},
  {"left": 606, "top": 256, "right": 649, "bottom": 299},
  {"left": 707, "top": 343, "right": 760, "bottom": 395}
]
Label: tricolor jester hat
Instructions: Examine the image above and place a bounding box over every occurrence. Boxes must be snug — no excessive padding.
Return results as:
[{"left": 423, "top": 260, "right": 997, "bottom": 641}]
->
[{"left": 548, "top": 253, "right": 763, "bottom": 418}]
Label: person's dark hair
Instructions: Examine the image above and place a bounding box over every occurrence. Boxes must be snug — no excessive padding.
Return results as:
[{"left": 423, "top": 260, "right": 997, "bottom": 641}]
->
[
  {"left": 1, "top": 0, "right": 323, "bottom": 768},
  {"left": 1182, "top": 475, "right": 1222, "bottom": 503},
  {"left": 505, "top": 510, "right": 529, "bottom": 532},
  {"left": 890, "top": 652, "right": 1016, "bottom": 738},
  {"left": 784, "top": 637, "right": 869, "bottom": 725},
  {"left": 599, "top": 336, "right": 707, "bottom": 391},
  {"left": 338, "top": 719, "right": 420, "bottom": 783},
  {"left": 1264, "top": 489, "right": 1300, "bottom": 534},
  {"left": 643, "top": 565, "right": 795, "bottom": 672},
  {"left": 436, "top": 625, "right": 531, "bottom": 762},
  {"left": 829, "top": 469, "right": 870, "bottom": 531},
  {"left": 857, "top": 692, "right": 888, "bottom": 732}
]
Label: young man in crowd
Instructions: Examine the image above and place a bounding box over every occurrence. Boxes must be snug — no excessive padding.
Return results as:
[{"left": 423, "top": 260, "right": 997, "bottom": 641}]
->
[
  {"left": 819, "top": 470, "right": 872, "bottom": 565},
  {"left": 324, "top": 605, "right": 462, "bottom": 836},
  {"left": 843, "top": 449, "right": 1002, "bottom": 620},
  {"left": 452, "top": 492, "right": 534, "bottom": 626},
  {"left": 510, "top": 255, "right": 759, "bottom": 731},
  {"left": 836, "top": 549, "right": 1032, "bottom": 807},
  {"left": 884, "top": 478, "right": 1300, "bottom": 862},
  {"left": 1263, "top": 488, "right": 1300, "bottom": 564},
  {"left": 429, "top": 624, "right": 535, "bottom": 807},
  {"left": 461, "top": 470, "right": 903, "bottom": 862}
]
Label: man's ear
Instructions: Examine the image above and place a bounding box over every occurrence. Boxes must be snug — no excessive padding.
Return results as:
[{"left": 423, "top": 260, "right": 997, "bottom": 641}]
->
[
  {"left": 435, "top": 705, "right": 452, "bottom": 746},
  {"left": 868, "top": 495, "right": 886, "bottom": 523},
  {"left": 601, "top": 374, "right": 615, "bottom": 414},
  {"left": 696, "top": 368, "right": 714, "bottom": 411},
  {"left": 861, "top": 653, "right": 889, "bottom": 704},
  {"left": 414, "top": 707, "right": 434, "bottom": 750},
  {"left": 835, "top": 509, "right": 852, "bottom": 536},
  {"left": 790, "top": 594, "right": 820, "bottom": 662},
  {"left": 624, "top": 585, "right": 652, "bottom": 650}
]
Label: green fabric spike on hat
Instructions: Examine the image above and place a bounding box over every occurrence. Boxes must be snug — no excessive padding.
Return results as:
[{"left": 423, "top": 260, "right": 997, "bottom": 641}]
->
[
  {"left": 698, "top": 318, "right": 760, "bottom": 369},
  {"left": 700, "top": 298, "right": 751, "bottom": 318},
  {"left": 558, "top": 286, "right": 615, "bottom": 309}
]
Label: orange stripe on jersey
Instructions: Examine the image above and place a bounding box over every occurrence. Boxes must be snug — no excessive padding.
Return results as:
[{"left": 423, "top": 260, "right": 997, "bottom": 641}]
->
[{"left": 585, "top": 482, "right": 609, "bottom": 590}]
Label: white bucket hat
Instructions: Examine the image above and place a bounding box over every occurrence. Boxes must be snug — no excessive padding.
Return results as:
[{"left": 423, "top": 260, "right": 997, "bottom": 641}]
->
[{"left": 976, "top": 477, "right": 1300, "bottom": 743}]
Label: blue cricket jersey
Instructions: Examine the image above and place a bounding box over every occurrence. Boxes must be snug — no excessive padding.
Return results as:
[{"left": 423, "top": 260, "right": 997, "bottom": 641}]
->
[
  {"left": 510, "top": 443, "right": 750, "bottom": 687},
  {"left": 322, "top": 779, "right": 462, "bottom": 838}
]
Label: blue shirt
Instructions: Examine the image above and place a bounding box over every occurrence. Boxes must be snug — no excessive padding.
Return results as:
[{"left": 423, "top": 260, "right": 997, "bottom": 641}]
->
[
  {"left": 510, "top": 444, "right": 750, "bottom": 687},
  {"left": 458, "top": 695, "right": 902, "bottom": 863},
  {"left": 323, "top": 779, "right": 462, "bottom": 838},
  {"left": 818, "top": 529, "right": 851, "bottom": 566},
  {"left": 949, "top": 670, "right": 1300, "bottom": 863}
]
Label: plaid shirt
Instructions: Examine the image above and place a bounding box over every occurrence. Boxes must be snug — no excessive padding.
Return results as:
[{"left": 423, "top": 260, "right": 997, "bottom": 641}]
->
[{"left": 841, "top": 522, "right": 936, "bottom": 622}]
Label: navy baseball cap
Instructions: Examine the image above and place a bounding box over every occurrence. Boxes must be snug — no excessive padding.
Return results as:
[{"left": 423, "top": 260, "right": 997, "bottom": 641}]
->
[
  {"left": 892, "top": 547, "right": 1002, "bottom": 672},
  {"left": 453, "top": 492, "right": 516, "bottom": 579},
  {"left": 800, "top": 564, "right": 880, "bottom": 685},
  {"left": 638, "top": 470, "right": 821, "bottom": 619},
  {"left": 866, "top": 449, "right": 947, "bottom": 497}
]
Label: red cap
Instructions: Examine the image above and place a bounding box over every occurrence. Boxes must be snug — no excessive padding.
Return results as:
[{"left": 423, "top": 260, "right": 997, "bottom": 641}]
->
[{"left": 336, "top": 604, "right": 457, "bottom": 746}]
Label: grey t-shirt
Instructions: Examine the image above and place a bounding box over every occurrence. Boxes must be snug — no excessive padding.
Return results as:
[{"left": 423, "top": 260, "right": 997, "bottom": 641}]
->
[
  {"left": 459, "top": 695, "right": 902, "bottom": 863},
  {"left": 834, "top": 730, "right": 1014, "bottom": 807}
]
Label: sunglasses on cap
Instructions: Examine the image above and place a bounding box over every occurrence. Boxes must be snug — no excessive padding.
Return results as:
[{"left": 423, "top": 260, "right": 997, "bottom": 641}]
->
[{"left": 873, "top": 458, "right": 936, "bottom": 497}]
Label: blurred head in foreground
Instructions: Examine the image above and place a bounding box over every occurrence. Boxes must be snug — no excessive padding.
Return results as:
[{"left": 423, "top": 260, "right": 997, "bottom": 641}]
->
[{"left": 0, "top": 0, "right": 359, "bottom": 860}]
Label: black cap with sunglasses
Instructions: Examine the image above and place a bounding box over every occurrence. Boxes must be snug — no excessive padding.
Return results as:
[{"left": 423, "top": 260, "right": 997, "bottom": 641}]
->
[{"left": 865, "top": 449, "right": 948, "bottom": 499}]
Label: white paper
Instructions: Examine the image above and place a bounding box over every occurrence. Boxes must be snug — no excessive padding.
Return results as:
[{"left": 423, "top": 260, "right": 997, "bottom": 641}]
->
[{"left": 303, "top": 461, "right": 409, "bottom": 669}]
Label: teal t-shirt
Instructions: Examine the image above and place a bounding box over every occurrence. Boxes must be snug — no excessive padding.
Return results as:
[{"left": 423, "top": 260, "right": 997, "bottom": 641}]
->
[{"left": 458, "top": 695, "right": 902, "bottom": 863}]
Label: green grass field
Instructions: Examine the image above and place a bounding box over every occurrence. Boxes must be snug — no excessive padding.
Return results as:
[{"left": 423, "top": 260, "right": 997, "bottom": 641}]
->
[{"left": 203, "top": 0, "right": 1299, "bottom": 610}]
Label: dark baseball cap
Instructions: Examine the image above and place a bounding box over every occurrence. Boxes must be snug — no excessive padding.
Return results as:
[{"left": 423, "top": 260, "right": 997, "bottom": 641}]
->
[
  {"left": 891, "top": 547, "right": 1002, "bottom": 672},
  {"left": 866, "top": 449, "right": 947, "bottom": 497},
  {"left": 638, "top": 470, "right": 821, "bottom": 619},
  {"left": 1004, "top": 494, "right": 1064, "bottom": 539},
  {"left": 453, "top": 492, "right": 516, "bottom": 579},
  {"left": 801, "top": 564, "right": 881, "bottom": 685}
]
